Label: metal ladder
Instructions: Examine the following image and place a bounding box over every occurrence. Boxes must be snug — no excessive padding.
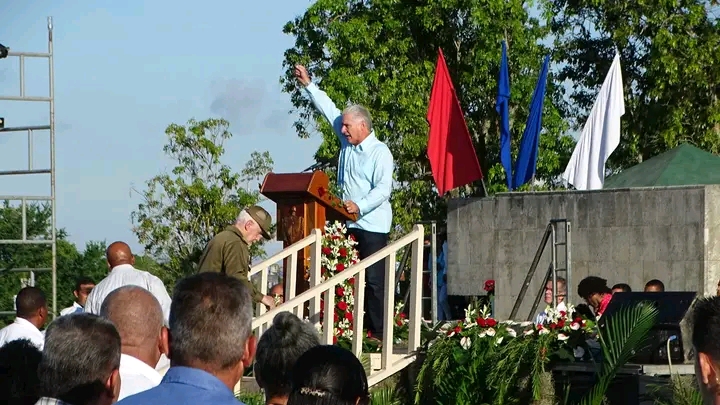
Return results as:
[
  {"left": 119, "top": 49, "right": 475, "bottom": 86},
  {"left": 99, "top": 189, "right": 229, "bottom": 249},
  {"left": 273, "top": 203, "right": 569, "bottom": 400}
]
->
[{"left": 509, "top": 219, "right": 572, "bottom": 321}]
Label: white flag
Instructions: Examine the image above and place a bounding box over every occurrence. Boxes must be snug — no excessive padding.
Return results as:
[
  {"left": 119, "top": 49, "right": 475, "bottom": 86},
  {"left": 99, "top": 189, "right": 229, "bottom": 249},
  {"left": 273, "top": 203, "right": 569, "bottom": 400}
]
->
[{"left": 562, "top": 52, "right": 625, "bottom": 190}]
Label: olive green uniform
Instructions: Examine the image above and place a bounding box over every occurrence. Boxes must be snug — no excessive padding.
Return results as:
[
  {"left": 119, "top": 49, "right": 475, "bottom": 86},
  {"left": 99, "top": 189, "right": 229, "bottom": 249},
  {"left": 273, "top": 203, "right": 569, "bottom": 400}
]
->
[{"left": 197, "top": 225, "right": 264, "bottom": 303}]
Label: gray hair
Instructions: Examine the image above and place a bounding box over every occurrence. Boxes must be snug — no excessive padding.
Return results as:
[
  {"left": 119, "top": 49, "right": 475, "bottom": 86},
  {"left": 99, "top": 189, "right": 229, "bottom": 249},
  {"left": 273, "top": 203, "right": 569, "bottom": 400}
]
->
[
  {"left": 169, "top": 272, "right": 253, "bottom": 371},
  {"left": 235, "top": 209, "right": 254, "bottom": 225},
  {"left": 342, "top": 104, "right": 373, "bottom": 132},
  {"left": 100, "top": 286, "right": 163, "bottom": 347},
  {"left": 38, "top": 313, "right": 121, "bottom": 404},
  {"left": 254, "top": 312, "right": 321, "bottom": 398}
]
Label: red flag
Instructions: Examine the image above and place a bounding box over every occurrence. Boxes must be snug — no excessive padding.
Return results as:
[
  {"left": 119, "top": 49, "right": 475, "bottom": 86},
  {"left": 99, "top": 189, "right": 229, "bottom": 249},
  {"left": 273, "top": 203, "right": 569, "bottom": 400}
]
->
[{"left": 427, "top": 48, "right": 483, "bottom": 195}]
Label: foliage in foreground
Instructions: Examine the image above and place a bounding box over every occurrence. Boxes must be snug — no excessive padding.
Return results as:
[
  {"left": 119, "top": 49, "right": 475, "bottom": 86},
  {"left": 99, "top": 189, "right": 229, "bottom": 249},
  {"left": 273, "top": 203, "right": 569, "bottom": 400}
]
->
[{"left": 415, "top": 301, "right": 659, "bottom": 405}]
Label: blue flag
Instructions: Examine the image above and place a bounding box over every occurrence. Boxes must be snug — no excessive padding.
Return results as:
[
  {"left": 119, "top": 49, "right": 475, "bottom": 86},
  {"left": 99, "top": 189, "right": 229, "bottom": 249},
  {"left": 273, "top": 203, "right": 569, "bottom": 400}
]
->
[
  {"left": 513, "top": 55, "right": 550, "bottom": 189},
  {"left": 496, "top": 41, "right": 512, "bottom": 190}
]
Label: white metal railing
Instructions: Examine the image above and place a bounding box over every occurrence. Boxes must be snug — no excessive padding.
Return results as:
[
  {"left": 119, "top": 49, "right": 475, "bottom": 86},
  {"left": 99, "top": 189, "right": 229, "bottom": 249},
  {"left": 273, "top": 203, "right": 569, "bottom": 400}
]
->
[
  {"left": 249, "top": 229, "right": 323, "bottom": 330},
  {"left": 249, "top": 224, "right": 425, "bottom": 387}
]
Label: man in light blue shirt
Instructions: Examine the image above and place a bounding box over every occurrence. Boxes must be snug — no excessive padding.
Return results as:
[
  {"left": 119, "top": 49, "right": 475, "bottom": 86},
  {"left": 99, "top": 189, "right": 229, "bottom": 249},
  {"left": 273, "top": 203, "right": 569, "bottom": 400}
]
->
[
  {"left": 117, "top": 273, "right": 257, "bottom": 405},
  {"left": 295, "top": 64, "right": 394, "bottom": 338}
]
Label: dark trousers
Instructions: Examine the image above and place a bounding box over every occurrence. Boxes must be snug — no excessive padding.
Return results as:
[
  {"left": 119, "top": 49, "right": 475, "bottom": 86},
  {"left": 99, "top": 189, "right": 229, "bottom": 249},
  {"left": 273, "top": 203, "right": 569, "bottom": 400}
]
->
[{"left": 348, "top": 228, "right": 389, "bottom": 336}]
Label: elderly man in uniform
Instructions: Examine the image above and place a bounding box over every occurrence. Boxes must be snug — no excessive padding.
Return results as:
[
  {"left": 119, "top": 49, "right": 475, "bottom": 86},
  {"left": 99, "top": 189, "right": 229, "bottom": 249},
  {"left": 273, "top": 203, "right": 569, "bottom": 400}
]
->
[{"left": 198, "top": 205, "right": 276, "bottom": 309}]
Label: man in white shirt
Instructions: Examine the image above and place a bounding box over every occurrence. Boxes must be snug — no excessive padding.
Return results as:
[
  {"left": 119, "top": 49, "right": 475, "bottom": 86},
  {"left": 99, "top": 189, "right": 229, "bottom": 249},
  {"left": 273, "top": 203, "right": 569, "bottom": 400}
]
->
[
  {"left": 0, "top": 286, "right": 48, "bottom": 349},
  {"left": 85, "top": 241, "right": 172, "bottom": 324},
  {"left": 59, "top": 276, "right": 95, "bottom": 316},
  {"left": 100, "top": 285, "right": 167, "bottom": 400},
  {"left": 85, "top": 241, "right": 172, "bottom": 372}
]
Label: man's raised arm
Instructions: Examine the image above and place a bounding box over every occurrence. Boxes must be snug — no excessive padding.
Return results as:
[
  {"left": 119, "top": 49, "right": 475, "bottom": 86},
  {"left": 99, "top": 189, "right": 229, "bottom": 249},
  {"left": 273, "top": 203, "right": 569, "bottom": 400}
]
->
[{"left": 294, "top": 64, "right": 345, "bottom": 143}]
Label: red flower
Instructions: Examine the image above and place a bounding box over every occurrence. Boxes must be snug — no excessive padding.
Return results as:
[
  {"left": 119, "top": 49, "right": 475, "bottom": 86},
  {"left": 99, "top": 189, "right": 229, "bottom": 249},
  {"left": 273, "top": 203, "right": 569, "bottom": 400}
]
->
[
  {"left": 367, "top": 330, "right": 373, "bottom": 338},
  {"left": 484, "top": 279, "right": 495, "bottom": 293},
  {"left": 396, "top": 319, "right": 403, "bottom": 326},
  {"left": 348, "top": 277, "right": 355, "bottom": 285},
  {"left": 560, "top": 311, "right": 567, "bottom": 317},
  {"left": 336, "top": 286, "right": 345, "bottom": 296},
  {"left": 333, "top": 336, "right": 338, "bottom": 344},
  {"left": 337, "top": 301, "right": 348, "bottom": 312},
  {"left": 477, "top": 317, "right": 487, "bottom": 327},
  {"left": 335, "top": 263, "right": 345, "bottom": 271},
  {"left": 486, "top": 318, "right": 497, "bottom": 327},
  {"left": 557, "top": 319, "right": 566, "bottom": 328},
  {"left": 334, "top": 312, "right": 339, "bottom": 322},
  {"left": 348, "top": 234, "right": 356, "bottom": 241},
  {"left": 318, "top": 187, "right": 326, "bottom": 197},
  {"left": 339, "top": 247, "right": 348, "bottom": 257},
  {"left": 345, "top": 311, "right": 353, "bottom": 322},
  {"left": 453, "top": 326, "right": 462, "bottom": 334},
  {"left": 399, "top": 312, "right": 406, "bottom": 319},
  {"left": 322, "top": 247, "right": 332, "bottom": 255},
  {"left": 550, "top": 322, "right": 558, "bottom": 330}
]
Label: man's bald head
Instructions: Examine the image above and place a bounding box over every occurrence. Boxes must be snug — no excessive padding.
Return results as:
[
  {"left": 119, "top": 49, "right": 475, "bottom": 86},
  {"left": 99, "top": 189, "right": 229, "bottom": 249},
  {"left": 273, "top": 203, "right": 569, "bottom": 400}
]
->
[
  {"left": 100, "top": 286, "right": 163, "bottom": 347},
  {"left": 106, "top": 241, "right": 135, "bottom": 269}
]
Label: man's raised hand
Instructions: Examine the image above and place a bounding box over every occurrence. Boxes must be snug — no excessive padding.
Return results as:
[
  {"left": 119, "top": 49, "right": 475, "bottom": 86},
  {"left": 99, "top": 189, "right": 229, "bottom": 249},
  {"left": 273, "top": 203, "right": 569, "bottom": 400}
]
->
[{"left": 294, "top": 64, "right": 311, "bottom": 87}]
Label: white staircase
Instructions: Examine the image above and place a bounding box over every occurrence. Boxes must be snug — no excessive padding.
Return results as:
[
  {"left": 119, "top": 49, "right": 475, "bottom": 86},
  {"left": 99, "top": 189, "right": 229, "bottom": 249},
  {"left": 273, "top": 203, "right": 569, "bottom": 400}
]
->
[{"left": 243, "top": 225, "right": 425, "bottom": 390}]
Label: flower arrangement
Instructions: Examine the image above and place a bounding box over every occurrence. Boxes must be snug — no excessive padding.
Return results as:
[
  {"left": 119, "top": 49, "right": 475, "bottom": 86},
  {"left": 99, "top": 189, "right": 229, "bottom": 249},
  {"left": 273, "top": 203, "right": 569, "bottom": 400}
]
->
[
  {"left": 416, "top": 301, "right": 596, "bottom": 405},
  {"left": 307, "top": 221, "right": 360, "bottom": 344}
]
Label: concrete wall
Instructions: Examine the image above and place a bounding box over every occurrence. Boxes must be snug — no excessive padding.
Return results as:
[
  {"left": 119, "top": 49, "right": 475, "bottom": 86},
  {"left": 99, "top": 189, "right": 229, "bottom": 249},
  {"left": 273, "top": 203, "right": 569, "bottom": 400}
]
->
[{"left": 447, "top": 185, "right": 720, "bottom": 320}]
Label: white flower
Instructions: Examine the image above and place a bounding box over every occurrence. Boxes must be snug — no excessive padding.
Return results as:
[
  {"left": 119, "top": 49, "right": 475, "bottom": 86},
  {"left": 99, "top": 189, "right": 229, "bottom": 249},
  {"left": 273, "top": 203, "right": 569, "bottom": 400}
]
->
[
  {"left": 505, "top": 327, "right": 517, "bottom": 338},
  {"left": 523, "top": 329, "right": 535, "bottom": 336},
  {"left": 570, "top": 321, "right": 581, "bottom": 331},
  {"left": 557, "top": 333, "right": 569, "bottom": 341},
  {"left": 495, "top": 336, "right": 504, "bottom": 345},
  {"left": 519, "top": 321, "right": 533, "bottom": 327},
  {"left": 460, "top": 336, "right": 472, "bottom": 349},
  {"left": 485, "top": 328, "right": 496, "bottom": 337},
  {"left": 538, "top": 328, "right": 550, "bottom": 335}
]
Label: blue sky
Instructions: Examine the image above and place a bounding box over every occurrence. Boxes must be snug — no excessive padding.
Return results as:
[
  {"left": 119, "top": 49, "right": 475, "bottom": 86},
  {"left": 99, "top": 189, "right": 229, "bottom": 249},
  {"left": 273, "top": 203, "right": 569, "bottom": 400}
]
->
[{"left": 0, "top": 0, "right": 321, "bottom": 256}]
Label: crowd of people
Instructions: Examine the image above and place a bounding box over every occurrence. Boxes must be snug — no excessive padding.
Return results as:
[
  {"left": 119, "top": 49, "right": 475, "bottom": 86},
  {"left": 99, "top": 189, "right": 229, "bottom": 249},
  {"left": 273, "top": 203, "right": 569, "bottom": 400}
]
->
[{"left": 0, "top": 266, "right": 371, "bottom": 405}]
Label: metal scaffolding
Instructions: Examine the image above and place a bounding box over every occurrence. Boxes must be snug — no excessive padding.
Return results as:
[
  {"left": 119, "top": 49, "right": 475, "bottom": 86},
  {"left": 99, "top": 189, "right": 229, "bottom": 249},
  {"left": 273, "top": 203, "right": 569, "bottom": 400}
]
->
[{"left": 0, "top": 17, "right": 57, "bottom": 317}]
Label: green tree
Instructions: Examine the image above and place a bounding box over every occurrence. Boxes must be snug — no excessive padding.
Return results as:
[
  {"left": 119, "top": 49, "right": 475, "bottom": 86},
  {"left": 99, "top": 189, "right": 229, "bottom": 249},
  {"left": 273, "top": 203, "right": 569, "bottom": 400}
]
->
[
  {"left": 546, "top": 0, "right": 720, "bottom": 170},
  {"left": 280, "top": 0, "right": 575, "bottom": 233},
  {"left": 131, "top": 118, "right": 275, "bottom": 284},
  {"left": 0, "top": 201, "right": 109, "bottom": 326}
]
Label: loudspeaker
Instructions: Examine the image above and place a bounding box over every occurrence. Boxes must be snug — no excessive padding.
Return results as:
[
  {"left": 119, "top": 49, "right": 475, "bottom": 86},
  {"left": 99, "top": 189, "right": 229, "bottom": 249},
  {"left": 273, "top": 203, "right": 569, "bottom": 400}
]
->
[{"left": 600, "top": 291, "right": 697, "bottom": 365}]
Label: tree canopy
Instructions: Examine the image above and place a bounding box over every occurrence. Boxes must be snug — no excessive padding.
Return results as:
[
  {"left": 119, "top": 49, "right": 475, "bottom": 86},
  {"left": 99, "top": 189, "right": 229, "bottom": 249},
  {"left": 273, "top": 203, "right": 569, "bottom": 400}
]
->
[
  {"left": 131, "top": 118, "right": 275, "bottom": 283},
  {"left": 546, "top": 0, "right": 720, "bottom": 170},
  {"left": 280, "top": 0, "right": 576, "bottom": 233},
  {"left": 0, "top": 201, "right": 126, "bottom": 327}
]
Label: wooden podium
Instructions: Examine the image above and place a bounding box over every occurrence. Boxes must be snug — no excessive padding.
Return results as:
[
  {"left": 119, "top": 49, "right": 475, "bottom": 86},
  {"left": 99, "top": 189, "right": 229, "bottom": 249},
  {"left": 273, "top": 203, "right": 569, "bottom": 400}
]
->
[{"left": 260, "top": 171, "right": 358, "bottom": 297}]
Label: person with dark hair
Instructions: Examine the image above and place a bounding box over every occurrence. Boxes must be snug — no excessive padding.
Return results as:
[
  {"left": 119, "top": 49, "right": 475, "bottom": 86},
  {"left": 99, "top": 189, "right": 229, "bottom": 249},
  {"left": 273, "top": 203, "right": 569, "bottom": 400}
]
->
[
  {"left": 60, "top": 276, "right": 96, "bottom": 316},
  {"left": 254, "top": 312, "right": 321, "bottom": 405},
  {"left": 644, "top": 279, "right": 665, "bottom": 292},
  {"left": 0, "top": 338, "right": 42, "bottom": 405},
  {"left": 691, "top": 296, "right": 720, "bottom": 405},
  {"left": 100, "top": 286, "right": 168, "bottom": 400},
  {"left": 611, "top": 283, "right": 632, "bottom": 294},
  {"left": 287, "top": 345, "right": 369, "bottom": 405},
  {"left": 37, "top": 313, "right": 122, "bottom": 405},
  {"left": 117, "top": 272, "right": 256, "bottom": 405},
  {"left": 577, "top": 276, "right": 613, "bottom": 317},
  {"left": 0, "top": 286, "right": 47, "bottom": 348}
]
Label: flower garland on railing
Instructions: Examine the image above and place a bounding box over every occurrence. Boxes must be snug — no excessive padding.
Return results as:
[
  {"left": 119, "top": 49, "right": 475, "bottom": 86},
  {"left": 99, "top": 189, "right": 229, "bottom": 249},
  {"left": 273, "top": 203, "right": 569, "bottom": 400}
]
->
[{"left": 304, "top": 221, "right": 360, "bottom": 344}]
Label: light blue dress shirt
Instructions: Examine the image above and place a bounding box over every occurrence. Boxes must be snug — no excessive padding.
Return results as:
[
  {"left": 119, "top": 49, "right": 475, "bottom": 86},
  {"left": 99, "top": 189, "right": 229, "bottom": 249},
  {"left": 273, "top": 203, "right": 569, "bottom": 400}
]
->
[
  {"left": 117, "top": 366, "right": 243, "bottom": 405},
  {"left": 305, "top": 82, "right": 394, "bottom": 234}
]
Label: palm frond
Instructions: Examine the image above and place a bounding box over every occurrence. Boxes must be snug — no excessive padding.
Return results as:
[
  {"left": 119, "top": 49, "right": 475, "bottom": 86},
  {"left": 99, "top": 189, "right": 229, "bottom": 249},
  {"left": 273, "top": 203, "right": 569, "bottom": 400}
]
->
[{"left": 576, "top": 302, "right": 659, "bottom": 405}]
